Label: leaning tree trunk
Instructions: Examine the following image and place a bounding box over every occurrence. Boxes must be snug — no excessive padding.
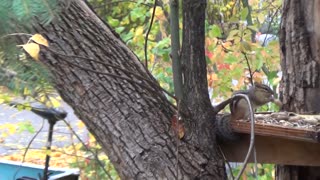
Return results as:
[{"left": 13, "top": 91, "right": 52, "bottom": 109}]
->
[
  {"left": 277, "top": 0, "right": 320, "bottom": 179},
  {"left": 26, "top": 0, "right": 226, "bottom": 179}
]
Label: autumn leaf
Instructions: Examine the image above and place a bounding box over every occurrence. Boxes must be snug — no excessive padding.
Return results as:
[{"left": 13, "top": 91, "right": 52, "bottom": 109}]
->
[
  {"left": 22, "top": 43, "right": 40, "bottom": 60},
  {"left": 205, "top": 49, "right": 214, "bottom": 59},
  {"left": 47, "top": 96, "right": 61, "bottom": 107},
  {"left": 171, "top": 115, "right": 185, "bottom": 139},
  {"left": 217, "top": 63, "right": 231, "bottom": 70},
  {"left": 135, "top": 26, "right": 143, "bottom": 37},
  {"left": 31, "top": 34, "right": 49, "bottom": 47},
  {"left": 77, "top": 121, "right": 85, "bottom": 128},
  {"left": 46, "top": 149, "right": 52, "bottom": 156},
  {"left": 154, "top": 7, "right": 163, "bottom": 18},
  {"left": 7, "top": 124, "right": 16, "bottom": 134}
]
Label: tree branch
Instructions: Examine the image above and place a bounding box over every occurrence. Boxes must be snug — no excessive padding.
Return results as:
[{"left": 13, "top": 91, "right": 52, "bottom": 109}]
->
[{"left": 170, "top": 0, "right": 183, "bottom": 100}]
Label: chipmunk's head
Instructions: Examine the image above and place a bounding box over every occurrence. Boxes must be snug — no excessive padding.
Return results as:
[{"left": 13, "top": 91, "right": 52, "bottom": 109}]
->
[{"left": 250, "top": 83, "right": 274, "bottom": 106}]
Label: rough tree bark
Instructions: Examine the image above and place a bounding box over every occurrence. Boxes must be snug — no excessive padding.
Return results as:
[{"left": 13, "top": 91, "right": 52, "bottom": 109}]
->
[
  {"left": 180, "top": 0, "right": 226, "bottom": 178},
  {"left": 277, "top": 0, "right": 320, "bottom": 179},
  {"left": 27, "top": 0, "right": 226, "bottom": 179}
]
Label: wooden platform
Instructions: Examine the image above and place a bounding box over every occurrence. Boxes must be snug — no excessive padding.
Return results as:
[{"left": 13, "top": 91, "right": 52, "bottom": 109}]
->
[
  {"left": 220, "top": 120, "right": 320, "bottom": 166},
  {"left": 231, "top": 121, "right": 320, "bottom": 143}
]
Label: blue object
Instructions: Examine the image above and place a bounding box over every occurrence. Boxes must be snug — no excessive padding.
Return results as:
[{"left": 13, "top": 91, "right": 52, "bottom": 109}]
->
[{"left": 0, "top": 160, "right": 79, "bottom": 180}]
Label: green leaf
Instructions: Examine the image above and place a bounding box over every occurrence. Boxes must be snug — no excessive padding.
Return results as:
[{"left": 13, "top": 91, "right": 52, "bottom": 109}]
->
[
  {"left": 108, "top": 18, "right": 119, "bottom": 27},
  {"left": 18, "top": 121, "right": 35, "bottom": 133},
  {"left": 243, "top": 30, "right": 252, "bottom": 41},
  {"left": 240, "top": 7, "right": 249, "bottom": 21},
  {"left": 267, "top": 40, "right": 279, "bottom": 47},
  {"left": 121, "top": 32, "right": 134, "bottom": 42},
  {"left": 209, "top": 25, "right": 222, "bottom": 38},
  {"left": 130, "top": 7, "right": 144, "bottom": 22},
  {"left": 257, "top": 13, "right": 265, "bottom": 23},
  {"left": 255, "top": 58, "right": 264, "bottom": 70},
  {"left": 227, "top": 29, "right": 240, "bottom": 40},
  {"left": 232, "top": 66, "right": 243, "bottom": 77},
  {"left": 229, "top": 15, "right": 239, "bottom": 23},
  {"left": 115, "top": 27, "right": 125, "bottom": 33},
  {"left": 240, "top": 41, "right": 252, "bottom": 52},
  {"left": 225, "top": 54, "right": 238, "bottom": 64},
  {"left": 154, "top": 37, "right": 170, "bottom": 48},
  {"left": 247, "top": 25, "right": 258, "bottom": 32},
  {"left": 152, "top": 37, "right": 171, "bottom": 56},
  {"left": 267, "top": 71, "right": 278, "bottom": 82}
]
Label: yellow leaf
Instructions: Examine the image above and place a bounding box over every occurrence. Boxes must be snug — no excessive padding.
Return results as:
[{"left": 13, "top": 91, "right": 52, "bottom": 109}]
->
[
  {"left": 77, "top": 121, "right": 85, "bottom": 128},
  {"left": 212, "top": 73, "right": 218, "bottom": 81},
  {"left": 152, "top": 7, "right": 162, "bottom": 17},
  {"left": 154, "top": 7, "right": 165, "bottom": 20},
  {"left": 273, "top": 77, "right": 281, "bottom": 85},
  {"left": 178, "top": 125, "right": 185, "bottom": 139},
  {"left": 31, "top": 34, "right": 49, "bottom": 47},
  {"left": 257, "top": 13, "right": 265, "bottom": 23},
  {"left": 48, "top": 96, "right": 61, "bottom": 107},
  {"left": 39, "top": 95, "right": 46, "bottom": 103},
  {"left": 7, "top": 124, "right": 16, "bottom": 134},
  {"left": 46, "top": 149, "right": 52, "bottom": 156},
  {"left": 135, "top": 27, "right": 144, "bottom": 37},
  {"left": 2, "top": 133, "right": 7, "bottom": 138},
  {"left": 22, "top": 43, "right": 40, "bottom": 60}
]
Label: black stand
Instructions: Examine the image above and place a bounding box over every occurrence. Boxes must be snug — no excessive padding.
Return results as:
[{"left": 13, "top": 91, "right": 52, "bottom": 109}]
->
[
  {"left": 43, "top": 119, "right": 56, "bottom": 180},
  {"left": 10, "top": 102, "right": 67, "bottom": 180}
]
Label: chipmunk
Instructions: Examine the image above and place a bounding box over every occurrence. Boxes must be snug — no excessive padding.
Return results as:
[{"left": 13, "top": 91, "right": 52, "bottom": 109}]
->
[
  {"left": 216, "top": 83, "right": 282, "bottom": 141},
  {"left": 230, "top": 83, "right": 276, "bottom": 120}
]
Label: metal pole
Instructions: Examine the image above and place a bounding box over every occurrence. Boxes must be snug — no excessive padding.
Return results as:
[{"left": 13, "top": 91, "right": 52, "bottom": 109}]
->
[{"left": 43, "top": 120, "right": 55, "bottom": 180}]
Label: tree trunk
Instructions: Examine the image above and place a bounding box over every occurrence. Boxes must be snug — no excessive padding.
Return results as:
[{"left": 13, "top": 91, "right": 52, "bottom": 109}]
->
[
  {"left": 277, "top": 0, "right": 320, "bottom": 179},
  {"left": 28, "top": 0, "right": 226, "bottom": 179},
  {"left": 180, "top": 0, "right": 226, "bottom": 178}
]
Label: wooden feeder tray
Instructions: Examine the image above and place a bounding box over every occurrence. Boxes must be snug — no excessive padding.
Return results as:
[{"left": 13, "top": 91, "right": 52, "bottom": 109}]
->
[{"left": 220, "top": 112, "right": 320, "bottom": 166}]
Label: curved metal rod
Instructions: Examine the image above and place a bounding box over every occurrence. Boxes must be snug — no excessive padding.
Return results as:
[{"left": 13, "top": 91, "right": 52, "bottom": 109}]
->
[{"left": 233, "top": 94, "right": 257, "bottom": 180}]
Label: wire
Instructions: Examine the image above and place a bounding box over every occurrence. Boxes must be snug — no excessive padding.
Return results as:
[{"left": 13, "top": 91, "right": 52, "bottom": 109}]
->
[
  {"left": 144, "top": 0, "right": 157, "bottom": 68},
  {"left": 233, "top": 94, "right": 257, "bottom": 180},
  {"left": 218, "top": 145, "right": 234, "bottom": 180},
  {"left": 62, "top": 119, "right": 114, "bottom": 180},
  {"left": 13, "top": 119, "right": 45, "bottom": 180},
  {"left": 242, "top": 52, "right": 254, "bottom": 86}
]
